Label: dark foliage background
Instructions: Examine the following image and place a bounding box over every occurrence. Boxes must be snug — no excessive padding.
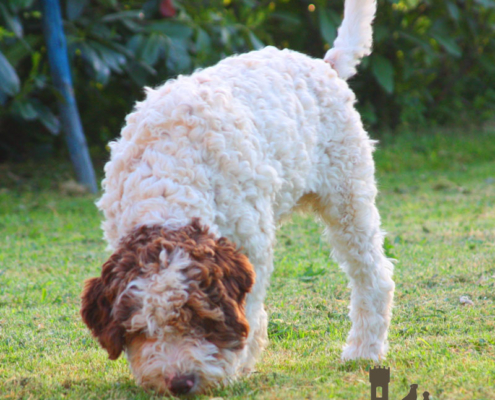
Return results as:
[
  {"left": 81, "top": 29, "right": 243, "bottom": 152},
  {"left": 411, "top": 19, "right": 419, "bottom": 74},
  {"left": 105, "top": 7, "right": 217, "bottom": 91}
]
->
[{"left": 0, "top": 0, "right": 494, "bottom": 162}]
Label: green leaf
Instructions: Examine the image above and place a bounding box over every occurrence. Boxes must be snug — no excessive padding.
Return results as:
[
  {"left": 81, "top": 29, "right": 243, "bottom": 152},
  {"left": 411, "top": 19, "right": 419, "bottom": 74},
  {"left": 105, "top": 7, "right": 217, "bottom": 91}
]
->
[
  {"left": 0, "top": 3, "right": 23, "bottom": 38},
  {"left": 11, "top": 99, "right": 38, "bottom": 120},
  {"left": 142, "top": 0, "right": 160, "bottom": 19},
  {"left": 147, "top": 21, "right": 193, "bottom": 39},
  {"left": 318, "top": 8, "right": 337, "bottom": 45},
  {"left": 120, "top": 18, "right": 143, "bottom": 33},
  {"left": 123, "top": 36, "right": 157, "bottom": 75},
  {"left": 475, "top": 0, "right": 495, "bottom": 8},
  {"left": 248, "top": 31, "right": 264, "bottom": 50},
  {"left": 101, "top": 10, "right": 143, "bottom": 23},
  {"left": 127, "top": 34, "right": 146, "bottom": 56},
  {"left": 270, "top": 11, "right": 301, "bottom": 26},
  {"left": 78, "top": 42, "right": 110, "bottom": 84},
  {"left": 3, "top": 35, "right": 41, "bottom": 68},
  {"left": 98, "top": 40, "right": 133, "bottom": 59},
  {"left": 32, "top": 100, "right": 60, "bottom": 135},
  {"left": 166, "top": 38, "right": 191, "bottom": 73},
  {"left": 431, "top": 31, "right": 462, "bottom": 57},
  {"left": 446, "top": 1, "right": 460, "bottom": 21},
  {"left": 125, "top": 61, "right": 149, "bottom": 87},
  {"left": 34, "top": 74, "right": 47, "bottom": 90},
  {"left": 141, "top": 33, "right": 164, "bottom": 66},
  {"left": 29, "top": 51, "right": 41, "bottom": 81},
  {"left": 0, "top": 50, "right": 20, "bottom": 96},
  {"left": 90, "top": 42, "right": 126, "bottom": 73},
  {"left": 399, "top": 31, "right": 435, "bottom": 57},
  {"left": 88, "top": 23, "right": 114, "bottom": 40},
  {"left": 66, "top": 0, "right": 89, "bottom": 21},
  {"left": 0, "top": 89, "right": 8, "bottom": 105},
  {"left": 371, "top": 55, "right": 394, "bottom": 94},
  {"left": 8, "top": 0, "right": 35, "bottom": 12},
  {"left": 196, "top": 29, "right": 211, "bottom": 52},
  {"left": 374, "top": 25, "right": 391, "bottom": 44},
  {"left": 479, "top": 55, "right": 495, "bottom": 73},
  {"left": 466, "top": 16, "right": 479, "bottom": 36}
]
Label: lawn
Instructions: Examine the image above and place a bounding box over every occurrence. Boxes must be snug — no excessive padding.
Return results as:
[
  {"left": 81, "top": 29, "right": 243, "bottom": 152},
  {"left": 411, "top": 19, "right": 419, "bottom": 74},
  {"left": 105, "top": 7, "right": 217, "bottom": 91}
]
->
[{"left": 1, "top": 126, "right": 494, "bottom": 399}]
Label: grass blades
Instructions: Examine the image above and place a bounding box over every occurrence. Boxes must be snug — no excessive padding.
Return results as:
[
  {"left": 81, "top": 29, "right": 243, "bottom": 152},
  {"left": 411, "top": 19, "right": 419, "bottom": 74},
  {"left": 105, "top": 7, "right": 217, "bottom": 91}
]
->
[{"left": 1, "top": 126, "right": 494, "bottom": 399}]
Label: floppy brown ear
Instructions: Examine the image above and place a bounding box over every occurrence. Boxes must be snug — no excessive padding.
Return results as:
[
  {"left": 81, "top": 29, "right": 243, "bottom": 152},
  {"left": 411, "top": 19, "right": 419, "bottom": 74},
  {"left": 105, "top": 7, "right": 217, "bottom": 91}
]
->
[
  {"left": 215, "top": 237, "right": 255, "bottom": 303},
  {"left": 206, "top": 237, "right": 255, "bottom": 349},
  {"left": 181, "top": 234, "right": 255, "bottom": 351},
  {"left": 80, "top": 227, "right": 167, "bottom": 359},
  {"left": 80, "top": 276, "right": 126, "bottom": 360}
]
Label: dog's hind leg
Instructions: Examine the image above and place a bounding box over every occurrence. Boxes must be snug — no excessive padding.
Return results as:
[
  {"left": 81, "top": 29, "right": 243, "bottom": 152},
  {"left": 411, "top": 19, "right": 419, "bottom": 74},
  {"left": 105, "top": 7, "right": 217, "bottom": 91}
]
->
[{"left": 312, "top": 138, "right": 395, "bottom": 361}]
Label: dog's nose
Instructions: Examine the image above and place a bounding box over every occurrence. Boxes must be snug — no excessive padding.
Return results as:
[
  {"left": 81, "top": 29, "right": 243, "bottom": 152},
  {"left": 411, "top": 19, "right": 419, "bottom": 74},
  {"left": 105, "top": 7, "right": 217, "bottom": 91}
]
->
[{"left": 169, "top": 373, "right": 196, "bottom": 395}]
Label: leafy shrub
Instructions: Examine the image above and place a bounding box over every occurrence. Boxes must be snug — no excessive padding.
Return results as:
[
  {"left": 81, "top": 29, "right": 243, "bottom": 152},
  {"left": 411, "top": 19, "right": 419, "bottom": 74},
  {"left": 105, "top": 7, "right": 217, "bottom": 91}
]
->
[
  {"left": 0, "top": 0, "right": 268, "bottom": 161},
  {"left": 0, "top": 0, "right": 494, "bottom": 161}
]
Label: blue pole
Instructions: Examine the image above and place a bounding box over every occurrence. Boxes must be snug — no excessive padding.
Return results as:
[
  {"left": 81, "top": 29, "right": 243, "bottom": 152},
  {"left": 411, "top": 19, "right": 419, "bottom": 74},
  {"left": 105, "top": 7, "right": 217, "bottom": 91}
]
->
[{"left": 40, "top": 0, "right": 97, "bottom": 193}]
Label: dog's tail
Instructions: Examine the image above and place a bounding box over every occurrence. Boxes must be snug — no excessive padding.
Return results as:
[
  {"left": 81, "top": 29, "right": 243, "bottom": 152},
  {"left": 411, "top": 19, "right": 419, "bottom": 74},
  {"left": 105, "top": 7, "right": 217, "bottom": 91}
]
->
[{"left": 323, "top": 0, "right": 377, "bottom": 80}]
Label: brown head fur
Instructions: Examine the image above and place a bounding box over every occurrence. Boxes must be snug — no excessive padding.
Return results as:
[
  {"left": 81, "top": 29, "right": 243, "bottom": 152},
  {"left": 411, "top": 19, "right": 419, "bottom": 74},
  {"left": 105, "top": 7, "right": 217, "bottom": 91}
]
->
[{"left": 80, "top": 219, "right": 255, "bottom": 358}]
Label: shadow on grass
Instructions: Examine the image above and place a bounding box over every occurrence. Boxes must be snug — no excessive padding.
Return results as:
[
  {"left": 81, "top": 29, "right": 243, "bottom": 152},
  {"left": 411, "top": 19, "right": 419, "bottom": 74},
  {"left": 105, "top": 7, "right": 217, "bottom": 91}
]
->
[
  {"left": 3, "top": 372, "right": 298, "bottom": 399},
  {"left": 3, "top": 375, "right": 154, "bottom": 400}
]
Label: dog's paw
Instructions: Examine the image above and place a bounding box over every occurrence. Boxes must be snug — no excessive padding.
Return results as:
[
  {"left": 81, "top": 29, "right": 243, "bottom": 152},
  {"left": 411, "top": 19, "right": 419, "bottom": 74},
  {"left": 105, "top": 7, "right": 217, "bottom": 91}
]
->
[{"left": 341, "top": 341, "right": 387, "bottom": 362}]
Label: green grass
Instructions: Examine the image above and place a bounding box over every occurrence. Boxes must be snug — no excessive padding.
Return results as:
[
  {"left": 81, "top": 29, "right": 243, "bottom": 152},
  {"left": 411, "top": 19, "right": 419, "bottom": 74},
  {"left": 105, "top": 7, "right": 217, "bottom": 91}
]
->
[{"left": 1, "top": 126, "right": 495, "bottom": 399}]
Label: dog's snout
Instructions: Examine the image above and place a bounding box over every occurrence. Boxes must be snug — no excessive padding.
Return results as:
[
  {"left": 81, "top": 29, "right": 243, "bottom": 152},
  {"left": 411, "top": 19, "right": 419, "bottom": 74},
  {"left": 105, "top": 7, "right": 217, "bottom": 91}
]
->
[{"left": 169, "top": 373, "right": 196, "bottom": 395}]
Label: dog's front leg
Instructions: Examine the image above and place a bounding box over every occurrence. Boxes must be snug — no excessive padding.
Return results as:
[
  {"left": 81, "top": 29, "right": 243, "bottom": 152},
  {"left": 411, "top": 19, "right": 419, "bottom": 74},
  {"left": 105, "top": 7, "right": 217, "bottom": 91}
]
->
[
  {"left": 239, "top": 301, "right": 268, "bottom": 374},
  {"left": 237, "top": 251, "right": 272, "bottom": 374}
]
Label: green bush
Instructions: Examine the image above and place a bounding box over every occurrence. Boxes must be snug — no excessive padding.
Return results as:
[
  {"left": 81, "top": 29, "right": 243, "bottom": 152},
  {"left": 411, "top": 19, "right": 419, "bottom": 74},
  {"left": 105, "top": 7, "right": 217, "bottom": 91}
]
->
[{"left": 0, "top": 0, "right": 494, "bottom": 161}]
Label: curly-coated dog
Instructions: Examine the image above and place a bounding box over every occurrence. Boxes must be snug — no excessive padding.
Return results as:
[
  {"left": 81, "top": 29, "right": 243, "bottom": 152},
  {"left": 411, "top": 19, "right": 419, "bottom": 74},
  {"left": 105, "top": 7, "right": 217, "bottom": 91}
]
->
[{"left": 81, "top": 0, "right": 395, "bottom": 395}]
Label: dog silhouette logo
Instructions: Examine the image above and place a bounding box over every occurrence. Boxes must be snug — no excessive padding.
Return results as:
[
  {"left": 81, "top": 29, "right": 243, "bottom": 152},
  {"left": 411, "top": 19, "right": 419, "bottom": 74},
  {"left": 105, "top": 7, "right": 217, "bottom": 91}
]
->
[
  {"left": 401, "top": 384, "right": 418, "bottom": 400},
  {"left": 369, "top": 367, "right": 431, "bottom": 400}
]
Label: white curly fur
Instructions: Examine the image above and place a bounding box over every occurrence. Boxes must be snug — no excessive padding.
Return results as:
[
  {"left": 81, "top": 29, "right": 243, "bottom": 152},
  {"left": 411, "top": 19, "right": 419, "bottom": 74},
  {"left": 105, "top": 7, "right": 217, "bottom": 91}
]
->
[
  {"left": 96, "top": 0, "right": 394, "bottom": 392},
  {"left": 324, "top": 0, "right": 377, "bottom": 79},
  {"left": 117, "top": 249, "right": 192, "bottom": 336}
]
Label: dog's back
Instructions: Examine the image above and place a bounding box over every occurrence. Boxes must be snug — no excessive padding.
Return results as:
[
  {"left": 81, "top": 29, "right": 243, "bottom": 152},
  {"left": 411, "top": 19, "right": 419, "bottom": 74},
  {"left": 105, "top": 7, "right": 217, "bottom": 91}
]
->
[
  {"left": 98, "top": 0, "right": 377, "bottom": 249},
  {"left": 98, "top": 47, "right": 361, "bottom": 247}
]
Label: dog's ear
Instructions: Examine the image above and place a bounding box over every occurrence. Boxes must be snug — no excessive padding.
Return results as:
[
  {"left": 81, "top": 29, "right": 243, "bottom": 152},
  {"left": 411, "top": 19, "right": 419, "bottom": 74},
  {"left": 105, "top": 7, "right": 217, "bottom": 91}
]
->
[
  {"left": 80, "top": 227, "right": 165, "bottom": 359},
  {"left": 205, "top": 237, "right": 255, "bottom": 349},
  {"left": 80, "top": 276, "right": 126, "bottom": 360},
  {"left": 215, "top": 237, "right": 255, "bottom": 303},
  {"left": 183, "top": 234, "right": 255, "bottom": 351}
]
